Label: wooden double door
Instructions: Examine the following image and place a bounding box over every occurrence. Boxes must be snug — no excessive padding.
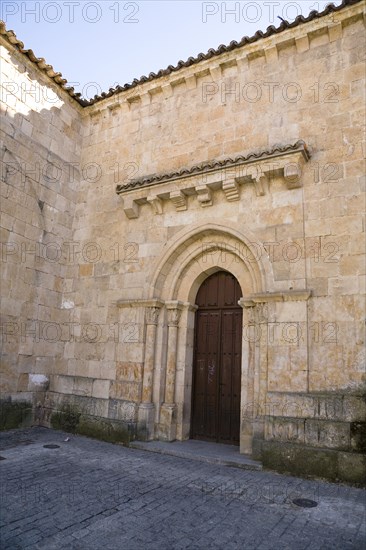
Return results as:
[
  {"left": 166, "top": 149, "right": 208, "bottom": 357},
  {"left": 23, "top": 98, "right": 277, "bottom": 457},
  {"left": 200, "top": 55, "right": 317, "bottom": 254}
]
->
[{"left": 191, "top": 271, "right": 242, "bottom": 445}]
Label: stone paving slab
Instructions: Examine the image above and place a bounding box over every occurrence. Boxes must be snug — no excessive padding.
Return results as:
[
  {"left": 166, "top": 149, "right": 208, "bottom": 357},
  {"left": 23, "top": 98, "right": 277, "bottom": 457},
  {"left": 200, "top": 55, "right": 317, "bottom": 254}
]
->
[
  {"left": 0, "top": 427, "right": 365, "bottom": 550},
  {"left": 130, "top": 439, "right": 262, "bottom": 470}
]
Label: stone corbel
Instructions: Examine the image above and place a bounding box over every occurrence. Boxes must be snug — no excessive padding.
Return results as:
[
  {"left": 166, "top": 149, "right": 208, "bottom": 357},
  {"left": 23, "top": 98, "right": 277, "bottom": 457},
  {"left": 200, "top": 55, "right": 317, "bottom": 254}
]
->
[
  {"left": 328, "top": 23, "right": 342, "bottom": 42},
  {"left": 196, "top": 184, "right": 212, "bottom": 207},
  {"left": 253, "top": 175, "right": 267, "bottom": 196},
  {"left": 116, "top": 141, "right": 310, "bottom": 218},
  {"left": 170, "top": 190, "right": 187, "bottom": 211},
  {"left": 185, "top": 75, "right": 197, "bottom": 90},
  {"left": 209, "top": 65, "right": 222, "bottom": 81},
  {"left": 222, "top": 178, "right": 240, "bottom": 201},
  {"left": 107, "top": 103, "right": 121, "bottom": 113},
  {"left": 140, "top": 93, "right": 151, "bottom": 106},
  {"left": 89, "top": 108, "right": 101, "bottom": 119},
  {"left": 147, "top": 195, "right": 163, "bottom": 215},
  {"left": 161, "top": 84, "right": 173, "bottom": 99},
  {"left": 295, "top": 35, "right": 309, "bottom": 53},
  {"left": 122, "top": 195, "right": 139, "bottom": 219},
  {"left": 284, "top": 163, "right": 303, "bottom": 190},
  {"left": 264, "top": 46, "right": 278, "bottom": 63}
]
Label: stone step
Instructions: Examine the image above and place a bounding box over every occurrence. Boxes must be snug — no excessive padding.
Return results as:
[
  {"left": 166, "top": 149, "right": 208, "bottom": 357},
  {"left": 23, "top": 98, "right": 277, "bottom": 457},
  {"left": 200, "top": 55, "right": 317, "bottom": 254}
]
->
[{"left": 130, "top": 439, "right": 263, "bottom": 471}]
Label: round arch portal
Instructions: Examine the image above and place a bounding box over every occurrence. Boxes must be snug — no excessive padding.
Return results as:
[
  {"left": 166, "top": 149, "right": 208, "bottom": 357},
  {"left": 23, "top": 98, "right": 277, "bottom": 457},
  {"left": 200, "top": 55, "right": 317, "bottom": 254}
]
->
[{"left": 147, "top": 224, "right": 269, "bottom": 453}]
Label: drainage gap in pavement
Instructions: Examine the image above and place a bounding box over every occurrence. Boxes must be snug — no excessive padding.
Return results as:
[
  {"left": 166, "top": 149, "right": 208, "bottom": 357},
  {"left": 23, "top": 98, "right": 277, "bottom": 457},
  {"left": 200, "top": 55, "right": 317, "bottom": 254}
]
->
[{"left": 292, "top": 498, "right": 318, "bottom": 508}]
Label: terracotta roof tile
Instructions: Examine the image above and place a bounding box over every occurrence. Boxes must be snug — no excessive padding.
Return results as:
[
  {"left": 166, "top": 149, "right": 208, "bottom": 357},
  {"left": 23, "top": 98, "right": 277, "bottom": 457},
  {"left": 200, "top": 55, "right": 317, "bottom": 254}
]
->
[
  {"left": 116, "top": 140, "right": 311, "bottom": 194},
  {"left": 0, "top": 0, "right": 362, "bottom": 107}
]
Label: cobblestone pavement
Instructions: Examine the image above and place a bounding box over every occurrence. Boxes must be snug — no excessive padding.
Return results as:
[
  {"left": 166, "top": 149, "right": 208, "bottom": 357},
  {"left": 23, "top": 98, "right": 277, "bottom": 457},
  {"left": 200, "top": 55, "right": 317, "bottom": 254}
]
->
[{"left": 0, "top": 428, "right": 365, "bottom": 550}]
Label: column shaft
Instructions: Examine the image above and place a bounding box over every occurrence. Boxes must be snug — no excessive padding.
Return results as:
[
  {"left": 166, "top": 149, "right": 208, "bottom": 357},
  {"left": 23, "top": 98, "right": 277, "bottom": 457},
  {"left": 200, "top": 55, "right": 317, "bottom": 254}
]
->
[{"left": 164, "top": 324, "right": 178, "bottom": 405}]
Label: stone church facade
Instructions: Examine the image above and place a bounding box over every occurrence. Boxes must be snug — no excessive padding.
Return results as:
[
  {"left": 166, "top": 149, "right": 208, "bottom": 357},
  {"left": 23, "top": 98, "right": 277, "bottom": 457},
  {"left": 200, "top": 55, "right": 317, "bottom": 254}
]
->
[{"left": 1, "top": 0, "right": 365, "bottom": 483}]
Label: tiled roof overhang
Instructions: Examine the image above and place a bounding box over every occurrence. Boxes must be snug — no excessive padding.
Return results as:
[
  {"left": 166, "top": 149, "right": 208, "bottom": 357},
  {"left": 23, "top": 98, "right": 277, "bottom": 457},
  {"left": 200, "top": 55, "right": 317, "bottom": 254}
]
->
[
  {"left": 0, "top": 0, "right": 363, "bottom": 107},
  {"left": 116, "top": 141, "right": 310, "bottom": 194},
  {"left": 116, "top": 141, "right": 311, "bottom": 219}
]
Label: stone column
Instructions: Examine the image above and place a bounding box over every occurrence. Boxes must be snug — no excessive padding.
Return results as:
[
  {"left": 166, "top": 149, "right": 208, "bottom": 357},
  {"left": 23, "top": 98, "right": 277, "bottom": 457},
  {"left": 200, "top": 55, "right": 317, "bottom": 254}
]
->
[
  {"left": 137, "top": 302, "right": 162, "bottom": 441},
  {"left": 159, "top": 301, "right": 183, "bottom": 441},
  {"left": 238, "top": 298, "right": 256, "bottom": 455}
]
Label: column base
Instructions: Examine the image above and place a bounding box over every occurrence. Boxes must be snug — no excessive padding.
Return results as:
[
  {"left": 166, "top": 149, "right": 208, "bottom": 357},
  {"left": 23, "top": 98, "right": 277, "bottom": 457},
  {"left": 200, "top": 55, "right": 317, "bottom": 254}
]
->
[
  {"left": 240, "top": 435, "right": 253, "bottom": 455},
  {"left": 158, "top": 403, "right": 177, "bottom": 442},
  {"left": 137, "top": 403, "right": 155, "bottom": 441}
]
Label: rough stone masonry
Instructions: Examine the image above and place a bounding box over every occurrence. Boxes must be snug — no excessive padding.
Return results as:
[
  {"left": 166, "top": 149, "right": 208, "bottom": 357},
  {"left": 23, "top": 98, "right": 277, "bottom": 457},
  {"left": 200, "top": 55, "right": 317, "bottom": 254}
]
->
[{"left": 0, "top": 0, "right": 365, "bottom": 483}]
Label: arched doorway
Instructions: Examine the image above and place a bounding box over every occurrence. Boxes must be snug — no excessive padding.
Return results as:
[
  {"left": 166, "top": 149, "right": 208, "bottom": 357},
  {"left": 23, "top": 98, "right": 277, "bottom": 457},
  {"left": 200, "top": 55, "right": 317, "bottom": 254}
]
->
[{"left": 191, "top": 271, "right": 242, "bottom": 445}]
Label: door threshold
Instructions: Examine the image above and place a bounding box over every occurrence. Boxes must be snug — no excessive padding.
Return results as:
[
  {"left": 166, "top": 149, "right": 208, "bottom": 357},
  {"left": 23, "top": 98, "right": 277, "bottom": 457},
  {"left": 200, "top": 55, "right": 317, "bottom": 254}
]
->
[{"left": 130, "top": 439, "right": 262, "bottom": 471}]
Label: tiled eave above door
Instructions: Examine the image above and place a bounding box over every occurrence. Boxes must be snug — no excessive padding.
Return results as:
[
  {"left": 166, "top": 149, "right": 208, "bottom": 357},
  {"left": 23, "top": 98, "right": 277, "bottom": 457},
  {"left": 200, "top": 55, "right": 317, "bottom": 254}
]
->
[{"left": 116, "top": 141, "right": 310, "bottom": 219}]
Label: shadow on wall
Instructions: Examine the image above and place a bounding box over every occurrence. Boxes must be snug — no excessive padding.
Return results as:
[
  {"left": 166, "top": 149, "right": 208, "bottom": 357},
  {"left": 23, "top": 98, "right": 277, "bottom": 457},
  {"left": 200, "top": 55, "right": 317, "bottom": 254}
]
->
[{"left": 1, "top": 46, "right": 83, "bottom": 426}]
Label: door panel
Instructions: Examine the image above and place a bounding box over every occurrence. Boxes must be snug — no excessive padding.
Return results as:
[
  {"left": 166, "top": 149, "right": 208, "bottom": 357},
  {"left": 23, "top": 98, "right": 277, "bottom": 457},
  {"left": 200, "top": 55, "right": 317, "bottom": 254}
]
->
[
  {"left": 191, "top": 311, "right": 220, "bottom": 441},
  {"left": 191, "top": 272, "right": 242, "bottom": 445}
]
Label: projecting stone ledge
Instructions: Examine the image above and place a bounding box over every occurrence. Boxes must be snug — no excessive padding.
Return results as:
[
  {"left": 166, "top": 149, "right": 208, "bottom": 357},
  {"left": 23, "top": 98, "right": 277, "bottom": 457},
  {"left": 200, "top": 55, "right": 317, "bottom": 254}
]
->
[
  {"left": 239, "top": 290, "right": 312, "bottom": 307},
  {"left": 116, "top": 141, "right": 310, "bottom": 219}
]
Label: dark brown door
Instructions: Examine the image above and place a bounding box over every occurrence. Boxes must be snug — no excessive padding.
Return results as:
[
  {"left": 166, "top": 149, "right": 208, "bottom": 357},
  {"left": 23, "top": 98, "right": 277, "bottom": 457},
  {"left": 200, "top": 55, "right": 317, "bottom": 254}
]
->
[{"left": 191, "top": 271, "right": 242, "bottom": 445}]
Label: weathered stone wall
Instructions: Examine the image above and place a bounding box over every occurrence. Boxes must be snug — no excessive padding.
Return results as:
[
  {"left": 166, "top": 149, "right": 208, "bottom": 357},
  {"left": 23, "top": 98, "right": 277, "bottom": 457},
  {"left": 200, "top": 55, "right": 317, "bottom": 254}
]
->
[
  {"left": 72, "top": 0, "right": 365, "bottom": 434},
  {"left": 0, "top": 37, "right": 83, "bottom": 425},
  {"left": 0, "top": 2, "right": 365, "bottom": 481}
]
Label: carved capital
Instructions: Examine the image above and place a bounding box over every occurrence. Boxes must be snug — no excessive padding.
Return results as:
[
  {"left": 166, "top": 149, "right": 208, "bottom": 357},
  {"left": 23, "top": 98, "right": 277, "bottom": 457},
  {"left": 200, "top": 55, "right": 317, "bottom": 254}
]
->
[
  {"left": 239, "top": 298, "right": 276, "bottom": 323},
  {"left": 167, "top": 308, "right": 182, "bottom": 327},
  {"left": 145, "top": 306, "right": 161, "bottom": 325}
]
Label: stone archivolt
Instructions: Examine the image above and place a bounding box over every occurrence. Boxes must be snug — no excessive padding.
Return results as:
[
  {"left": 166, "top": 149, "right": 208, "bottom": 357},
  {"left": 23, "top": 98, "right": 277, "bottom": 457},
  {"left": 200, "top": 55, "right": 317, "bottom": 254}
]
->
[{"left": 116, "top": 141, "right": 310, "bottom": 219}]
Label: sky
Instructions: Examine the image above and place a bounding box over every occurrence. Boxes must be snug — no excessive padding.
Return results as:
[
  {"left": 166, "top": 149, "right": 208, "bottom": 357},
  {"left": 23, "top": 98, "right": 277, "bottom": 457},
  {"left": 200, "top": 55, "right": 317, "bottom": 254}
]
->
[{"left": 1, "top": 1, "right": 343, "bottom": 99}]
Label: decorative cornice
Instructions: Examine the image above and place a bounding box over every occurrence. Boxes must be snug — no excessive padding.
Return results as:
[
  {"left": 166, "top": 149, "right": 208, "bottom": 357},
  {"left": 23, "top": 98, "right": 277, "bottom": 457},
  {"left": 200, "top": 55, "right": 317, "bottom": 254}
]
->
[
  {"left": 0, "top": 0, "right": 362, "bottom": 107},
  {"left": 117, "top": 141, "right": 311, "bottom": 218},
  {"left": 116, "top": 141, "right": 310, "bottom": 193}
]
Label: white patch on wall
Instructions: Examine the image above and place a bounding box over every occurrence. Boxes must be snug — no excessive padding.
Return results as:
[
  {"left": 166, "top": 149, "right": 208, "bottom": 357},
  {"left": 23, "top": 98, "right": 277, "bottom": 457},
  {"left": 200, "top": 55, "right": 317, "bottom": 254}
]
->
[
  {"left": 28, "top": 374, "right": 49, "bottom": 390},
  {"left": 29, "top": 374, "right": 49, "bottom": 386},
  {"left": 61, "top": 300, "right": 74, "bottom": 309}
]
